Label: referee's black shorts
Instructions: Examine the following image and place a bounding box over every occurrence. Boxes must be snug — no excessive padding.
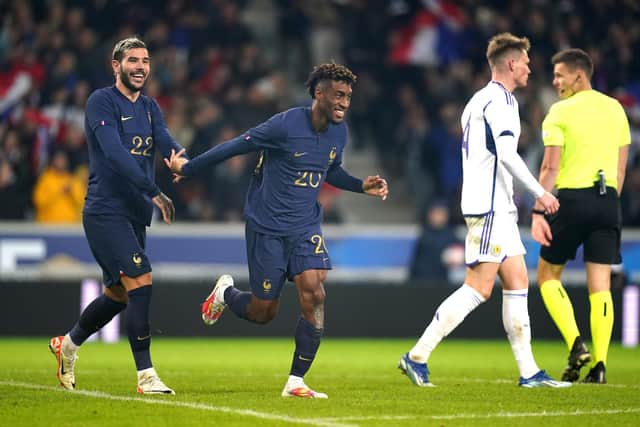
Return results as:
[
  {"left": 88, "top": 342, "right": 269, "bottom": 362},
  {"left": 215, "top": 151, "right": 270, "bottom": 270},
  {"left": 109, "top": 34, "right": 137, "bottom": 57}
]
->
[{"left": 540, "top": 186, "right": 621, "bottom": 265}]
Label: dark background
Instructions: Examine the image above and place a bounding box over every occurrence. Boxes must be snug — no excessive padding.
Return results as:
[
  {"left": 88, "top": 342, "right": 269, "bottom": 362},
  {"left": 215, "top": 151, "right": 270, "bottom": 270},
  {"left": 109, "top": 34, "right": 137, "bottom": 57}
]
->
[{"left": 1, "top": 280, "right": 622, "bottom": 339}]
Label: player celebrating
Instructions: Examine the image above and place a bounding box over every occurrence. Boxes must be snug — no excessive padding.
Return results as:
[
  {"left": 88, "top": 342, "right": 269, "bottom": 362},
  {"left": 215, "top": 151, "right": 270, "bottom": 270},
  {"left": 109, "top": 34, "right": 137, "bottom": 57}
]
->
[
  {"left": 398, "top": 33, "right": 570, "bottom": 388},
  {"left": 49, "top": 37, "right": 185, "bottom": 394},
  {"left": 164, "top": 63, "right": 389, "bottom": 398}
]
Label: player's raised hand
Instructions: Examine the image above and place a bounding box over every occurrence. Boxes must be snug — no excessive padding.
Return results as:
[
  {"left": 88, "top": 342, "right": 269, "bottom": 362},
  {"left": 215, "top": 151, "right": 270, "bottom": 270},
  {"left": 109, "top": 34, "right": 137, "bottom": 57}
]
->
[
  {"left": 531, "top": 214, "right": 553, "bottom": 246},
  {"left": 362, "top": 175, "right": 389, "bottom": 200},
  {"left": 537, "top": 191, "right": 559, "bottom": 214},
  {"left": 164, "top": 148, "right": 188, "bottom": 176},
  {"left": 152, "top": 191, "right": 175, "bottom": 224}
]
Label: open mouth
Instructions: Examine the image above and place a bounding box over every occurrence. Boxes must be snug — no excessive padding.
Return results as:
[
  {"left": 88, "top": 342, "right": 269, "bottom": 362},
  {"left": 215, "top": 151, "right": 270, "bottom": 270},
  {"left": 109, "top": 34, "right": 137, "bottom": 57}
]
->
[
  {"left": 130, "top": 72, "right": 145, "bottom": 84},
  {"left": 334, "top": 109, "right": 345, "bottom": 119}
]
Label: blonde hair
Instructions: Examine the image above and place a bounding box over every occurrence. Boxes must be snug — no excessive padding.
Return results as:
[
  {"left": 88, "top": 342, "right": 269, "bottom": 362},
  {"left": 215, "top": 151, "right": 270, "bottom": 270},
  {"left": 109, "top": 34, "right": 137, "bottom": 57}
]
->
[{"left": 486, "top": 33, "right": 530, "bottom": 67}]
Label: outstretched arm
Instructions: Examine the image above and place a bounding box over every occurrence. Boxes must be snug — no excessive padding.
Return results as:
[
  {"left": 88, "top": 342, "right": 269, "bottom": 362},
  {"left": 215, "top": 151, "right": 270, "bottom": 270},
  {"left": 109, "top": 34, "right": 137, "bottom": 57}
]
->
[
  {"left": 164, "top": 136, "right": 256, "bottom": 180},
  {"left": 325, "top": 166, "right": 389, "bottom": 200},
  {"left": 164, "top": 148, "right": 188, "bottom": 181}
]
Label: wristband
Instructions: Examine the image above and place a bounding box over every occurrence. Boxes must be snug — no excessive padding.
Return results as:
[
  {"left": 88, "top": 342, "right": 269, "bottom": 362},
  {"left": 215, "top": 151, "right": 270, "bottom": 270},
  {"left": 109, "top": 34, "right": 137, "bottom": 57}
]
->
[{"left": 531, "top": 209, "right": 546, "bottom": 216}]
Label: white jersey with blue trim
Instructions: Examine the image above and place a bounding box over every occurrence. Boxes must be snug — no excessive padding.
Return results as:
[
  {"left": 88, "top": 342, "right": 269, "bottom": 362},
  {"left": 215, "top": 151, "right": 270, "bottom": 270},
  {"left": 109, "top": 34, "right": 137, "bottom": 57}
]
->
[{"left": 460, "top": 81, "right": 521, "bottom": 216}]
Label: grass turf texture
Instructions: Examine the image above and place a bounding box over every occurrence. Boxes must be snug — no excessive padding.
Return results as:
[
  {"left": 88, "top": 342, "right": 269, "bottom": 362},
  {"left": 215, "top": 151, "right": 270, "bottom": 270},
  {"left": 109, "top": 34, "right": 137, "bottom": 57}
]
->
[{"left": 1, "top": 338, "right": 638, "bottom": 426}]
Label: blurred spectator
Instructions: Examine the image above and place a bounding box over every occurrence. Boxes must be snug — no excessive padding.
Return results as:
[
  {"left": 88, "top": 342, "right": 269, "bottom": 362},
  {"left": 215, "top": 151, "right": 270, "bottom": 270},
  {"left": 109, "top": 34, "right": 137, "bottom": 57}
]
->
[
  {"left": 423, "top": 101, "right": 463, "bottom": 215},
  {"left": 59, "top": 124, "right": 88, "bottom": 173},
  {"left": 188, "top": 97, "right": 223, "bottom": 158},
  {"left": 621, "top": 166, "right": 640, "bottom": 226},
  {"left": 409, "top": 200, "right": 463, "bottom": 283},
  {"left": 394, "top": 101, "right": 432, "bottom": 218},
  {"left": 0, "top": 155, "right": 30, "bottom": 219},
  {"left": 318, "top": 183, "right": 345, "bottom": 224},
  {"left": 306, "top": 0, "right": 343, "bottom": 65},
  {"left": 277, "top": 0, "right": 311, "bottom": 82},
  {"left": 207, "top": 125, "right": 254, "bottom": 222},
  {"left": 1, "top": 0, "right": 640, "bottom": 223},
  {"left": 32, "top": 149, "right": 85, "bottom": 223}
]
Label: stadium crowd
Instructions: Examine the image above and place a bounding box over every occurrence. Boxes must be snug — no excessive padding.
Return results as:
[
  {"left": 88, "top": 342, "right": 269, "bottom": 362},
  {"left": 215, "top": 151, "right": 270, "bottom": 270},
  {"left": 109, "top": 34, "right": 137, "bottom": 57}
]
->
[{"left": 1, "top": 0, "right": 639, "bottom": 226}]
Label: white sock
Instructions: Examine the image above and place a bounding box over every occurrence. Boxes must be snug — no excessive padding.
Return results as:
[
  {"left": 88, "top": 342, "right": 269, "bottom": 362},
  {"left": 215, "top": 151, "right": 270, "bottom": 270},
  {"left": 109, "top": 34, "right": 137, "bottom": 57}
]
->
[
  {"left": 62, "top": 334, "right": 79, "bottom": 354},
  {"left": 287, "top": 375, "right": 304, "bottom": 387},
  {"left": 502, "top": 289, "right": 539, "bottom": 378},
  {"left": 137, "top": 367, "right": 157, "bottom": 379},
  {"left": 216, "top": 283, "right": 232, "bottom": 303},
  {"left": 409, "top": 284, "right": 485, "bottom": 363}
]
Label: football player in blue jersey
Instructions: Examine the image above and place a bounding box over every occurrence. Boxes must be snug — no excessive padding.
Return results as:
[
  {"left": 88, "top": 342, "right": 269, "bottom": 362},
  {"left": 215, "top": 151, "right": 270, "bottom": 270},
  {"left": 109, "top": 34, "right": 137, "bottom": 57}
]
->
[
  {"left": 165, "top": 63, "right": 389, "bottom": 398},
  {"left": 49, "top": 37, "right": 187, "bottom": 395}
]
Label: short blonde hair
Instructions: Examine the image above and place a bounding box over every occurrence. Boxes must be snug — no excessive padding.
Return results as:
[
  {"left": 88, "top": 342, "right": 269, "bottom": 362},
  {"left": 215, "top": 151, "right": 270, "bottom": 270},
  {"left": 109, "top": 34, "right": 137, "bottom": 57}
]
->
[{"left": 486, "top": 33, "right": 530, "bottom": 67}]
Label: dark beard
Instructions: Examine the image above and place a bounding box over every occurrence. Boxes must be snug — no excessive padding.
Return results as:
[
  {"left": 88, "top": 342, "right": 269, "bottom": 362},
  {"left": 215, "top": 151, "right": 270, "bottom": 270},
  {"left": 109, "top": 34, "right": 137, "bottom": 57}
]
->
[{"left": 119, "top": 69, "right": 143, "bottom": 93}]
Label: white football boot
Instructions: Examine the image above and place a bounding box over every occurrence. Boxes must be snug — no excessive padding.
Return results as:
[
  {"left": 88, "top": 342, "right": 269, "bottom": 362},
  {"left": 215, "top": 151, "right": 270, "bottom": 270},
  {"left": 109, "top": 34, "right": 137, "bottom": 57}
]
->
[
  {"left": 137, "top": 367, "right": 175, "bottom": 395},
  {"left": 49, "top": 335, "right": 78, "bottom": 390},
  {"left": 281, "top": 377, "right": 328, "bottom": 399},
  {"left": 201, "top": 275, "right": 234, "bottom": 325}
]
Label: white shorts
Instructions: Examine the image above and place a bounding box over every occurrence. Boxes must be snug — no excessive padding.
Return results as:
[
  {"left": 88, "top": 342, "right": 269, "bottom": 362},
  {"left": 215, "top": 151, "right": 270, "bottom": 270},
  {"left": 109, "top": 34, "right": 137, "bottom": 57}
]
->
[{"left": 463, "top": 211, "right": 525, "bottom": 265}]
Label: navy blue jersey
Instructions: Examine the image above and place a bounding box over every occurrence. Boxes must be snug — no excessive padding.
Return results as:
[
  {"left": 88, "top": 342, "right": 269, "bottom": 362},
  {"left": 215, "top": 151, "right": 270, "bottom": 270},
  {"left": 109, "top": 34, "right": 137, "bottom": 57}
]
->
[
  {"left": 183, "top": 107, "right": 362, "bottom": 235},
  {"left": 83, "top": 86, "right": 183, "bottom": 225}
]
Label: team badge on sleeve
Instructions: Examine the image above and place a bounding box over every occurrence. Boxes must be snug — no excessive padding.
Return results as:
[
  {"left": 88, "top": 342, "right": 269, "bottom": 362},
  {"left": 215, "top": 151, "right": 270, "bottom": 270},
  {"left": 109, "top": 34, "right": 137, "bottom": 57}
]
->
[{"left": 328, "top": 147, "right": 337, "bottom": 165}]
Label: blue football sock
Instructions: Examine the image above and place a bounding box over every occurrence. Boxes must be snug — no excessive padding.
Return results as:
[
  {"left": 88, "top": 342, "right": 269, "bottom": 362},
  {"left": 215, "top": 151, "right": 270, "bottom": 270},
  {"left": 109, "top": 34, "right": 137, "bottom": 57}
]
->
[
  {"left": 224, "top": 286, "right": 251, "bottom": 320},
  {"left": 126, "top": 285, "right": 153, "bottom": 370},
  {"left": 69, "top": 294, "right": 126, "bottom": 346},
  {"left": 290, "top": 317, "right": 323, "bottom": 377}
]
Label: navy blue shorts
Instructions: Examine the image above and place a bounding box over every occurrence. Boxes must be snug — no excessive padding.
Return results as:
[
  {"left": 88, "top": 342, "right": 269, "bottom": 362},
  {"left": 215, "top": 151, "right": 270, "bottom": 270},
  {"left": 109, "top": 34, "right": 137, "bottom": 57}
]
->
[
  {"left": 245, "top": 222, "right": 332, "bottom": 300},
  {"left": 82, "top": 213, "right": 151, "bottom": 286}
]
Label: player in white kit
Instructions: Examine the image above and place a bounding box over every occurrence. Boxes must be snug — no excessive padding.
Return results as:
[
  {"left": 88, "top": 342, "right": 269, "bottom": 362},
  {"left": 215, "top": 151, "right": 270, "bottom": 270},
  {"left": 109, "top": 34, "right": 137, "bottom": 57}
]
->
[{"left": 398, "top": 33, "right": 571, "bottom": 388}]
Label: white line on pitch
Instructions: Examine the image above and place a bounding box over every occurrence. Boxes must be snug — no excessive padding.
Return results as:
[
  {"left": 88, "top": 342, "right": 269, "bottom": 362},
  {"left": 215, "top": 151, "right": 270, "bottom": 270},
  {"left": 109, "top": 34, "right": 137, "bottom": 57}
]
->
[
  {"left": 0, "top": 381, "right": 356, "bottom": 427},
  {"left": 318, "top": 407, "right": 640, "bottom": 423},
  {"left": 317, "top": 416, "right": 417, "bottom": 421},
  {"left": 435, "top": 378, "right": 640, "bottom": 389},
  {"left": 424, "top": 407, "right": 640, "bottom": 420}
]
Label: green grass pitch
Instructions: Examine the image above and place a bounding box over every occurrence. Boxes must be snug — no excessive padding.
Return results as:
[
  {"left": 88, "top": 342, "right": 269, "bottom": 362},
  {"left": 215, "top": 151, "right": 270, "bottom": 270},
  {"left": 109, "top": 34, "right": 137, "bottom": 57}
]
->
[{"left": 1, "top": 337, "right": 638, "bottom": 426}]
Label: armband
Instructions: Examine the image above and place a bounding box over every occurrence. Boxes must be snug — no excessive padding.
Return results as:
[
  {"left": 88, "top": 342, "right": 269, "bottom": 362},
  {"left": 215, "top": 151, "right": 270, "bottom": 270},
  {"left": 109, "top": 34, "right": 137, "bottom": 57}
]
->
[{"left": 531, "top": 209, "right": 546, "bottom": 216}]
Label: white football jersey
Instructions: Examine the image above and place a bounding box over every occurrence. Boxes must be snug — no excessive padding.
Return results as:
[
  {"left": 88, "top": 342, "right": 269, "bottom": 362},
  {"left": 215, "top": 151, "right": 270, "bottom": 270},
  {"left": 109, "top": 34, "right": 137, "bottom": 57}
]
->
[{"left": 460, "top": 81, "right": 521, "bottom": 215}]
